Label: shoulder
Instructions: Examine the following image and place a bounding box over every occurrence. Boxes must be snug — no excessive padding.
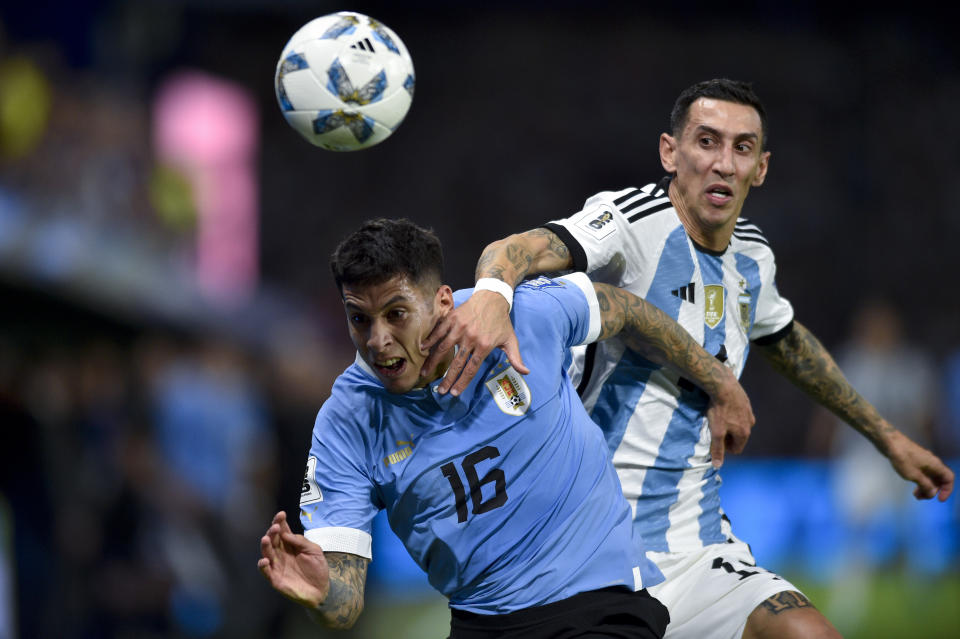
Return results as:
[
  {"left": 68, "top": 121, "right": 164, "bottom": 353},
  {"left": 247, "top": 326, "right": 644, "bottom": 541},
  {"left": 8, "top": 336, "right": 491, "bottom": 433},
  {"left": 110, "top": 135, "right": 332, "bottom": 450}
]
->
[
  {"left": 731, "top": 217, "right": 778, "bottom": 260},
  {"left": 316, "top": 364, "right": 381, "bottom": 430},
  {"left": 513, "top": 274, "right": 597, "bottom": 340},
  {"left": 515, "top": 275, "right": 589, "bottom": 308},
  {"left": 583, "top": 181, "right": 671, "bottom": 220}
]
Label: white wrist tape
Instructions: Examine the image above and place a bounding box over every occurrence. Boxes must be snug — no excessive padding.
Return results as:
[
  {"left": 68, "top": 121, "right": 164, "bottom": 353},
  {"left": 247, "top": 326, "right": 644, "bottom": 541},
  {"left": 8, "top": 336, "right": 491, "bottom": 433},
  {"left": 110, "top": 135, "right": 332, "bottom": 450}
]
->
[{"left": 474, "top": 278, "right": 514, "bottom": 311}]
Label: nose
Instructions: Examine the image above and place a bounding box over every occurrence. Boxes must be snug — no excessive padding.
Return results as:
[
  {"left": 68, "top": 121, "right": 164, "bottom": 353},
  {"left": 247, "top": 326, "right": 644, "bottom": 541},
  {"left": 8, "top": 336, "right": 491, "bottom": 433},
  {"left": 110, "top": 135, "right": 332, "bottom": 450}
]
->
[
  {"left": 714, "top": 144, "right": 735, "bottom": 178},
  {"left": 367, "top": 318, "right": 393, "bottom": 353}
]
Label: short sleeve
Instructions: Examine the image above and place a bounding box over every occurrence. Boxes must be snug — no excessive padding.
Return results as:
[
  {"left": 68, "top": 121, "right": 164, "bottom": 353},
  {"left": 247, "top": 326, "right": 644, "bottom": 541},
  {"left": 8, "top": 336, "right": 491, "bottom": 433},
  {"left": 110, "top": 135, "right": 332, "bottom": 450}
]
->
[
  {"left": 749, "top": 254, "right": 794, "bottom": 343},
  {"left": 512, "top": 274, "right": 601, "bottom": 350},
  {"left": 543, "top": 186, "right": 669, "bottom": 283},
  {"left": 299, "top": 392, "right": 379, "bottom": 559}
]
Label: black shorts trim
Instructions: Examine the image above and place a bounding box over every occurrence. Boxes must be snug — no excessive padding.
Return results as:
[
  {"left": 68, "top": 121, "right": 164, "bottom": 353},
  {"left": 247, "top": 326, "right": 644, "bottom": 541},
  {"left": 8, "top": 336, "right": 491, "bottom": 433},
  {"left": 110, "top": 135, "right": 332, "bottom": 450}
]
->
[{"left": 448, "top": 587, "right": 670, "bottom": 639}]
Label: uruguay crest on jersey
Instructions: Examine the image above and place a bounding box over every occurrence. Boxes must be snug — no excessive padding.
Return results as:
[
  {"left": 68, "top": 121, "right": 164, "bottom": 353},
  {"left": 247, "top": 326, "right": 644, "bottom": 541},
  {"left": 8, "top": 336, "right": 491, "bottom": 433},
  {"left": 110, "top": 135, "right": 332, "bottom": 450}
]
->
[{"left": 485, "top": 366, "right": 532, "bottom": 416}]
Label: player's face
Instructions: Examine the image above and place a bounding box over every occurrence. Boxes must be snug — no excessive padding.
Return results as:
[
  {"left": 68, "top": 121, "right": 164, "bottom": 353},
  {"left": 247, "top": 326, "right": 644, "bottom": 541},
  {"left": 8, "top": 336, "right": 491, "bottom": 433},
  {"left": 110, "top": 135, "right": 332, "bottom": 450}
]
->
[
  {"left": 660, "top": 98, "right": 770, "bottom": 237},
  {"left": 342, "top": 274, "right": 454, "bottom": 394}
]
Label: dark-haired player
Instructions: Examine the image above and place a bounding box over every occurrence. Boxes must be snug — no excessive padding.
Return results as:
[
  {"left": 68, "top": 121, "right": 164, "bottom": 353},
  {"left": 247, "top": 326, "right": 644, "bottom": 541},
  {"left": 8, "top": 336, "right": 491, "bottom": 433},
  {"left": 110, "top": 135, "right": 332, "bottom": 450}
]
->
[{"left": 258, "top": 218, "right": 753, "bottom": 638}]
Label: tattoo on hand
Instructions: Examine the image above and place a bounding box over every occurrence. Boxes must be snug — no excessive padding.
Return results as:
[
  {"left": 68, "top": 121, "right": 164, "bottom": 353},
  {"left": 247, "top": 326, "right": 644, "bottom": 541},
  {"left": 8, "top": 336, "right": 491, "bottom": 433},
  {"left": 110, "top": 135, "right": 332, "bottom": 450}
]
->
[{"left": 760, "top": 591, "right": 814, "bottom": 615}]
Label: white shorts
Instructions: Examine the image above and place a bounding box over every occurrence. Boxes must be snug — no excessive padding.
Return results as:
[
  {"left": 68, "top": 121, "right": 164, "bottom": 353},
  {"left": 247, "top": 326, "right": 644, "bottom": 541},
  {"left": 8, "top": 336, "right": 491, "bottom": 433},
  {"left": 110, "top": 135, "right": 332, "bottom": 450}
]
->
[{"left": 648, "top": 537, "right": 803, "bottom": 639}]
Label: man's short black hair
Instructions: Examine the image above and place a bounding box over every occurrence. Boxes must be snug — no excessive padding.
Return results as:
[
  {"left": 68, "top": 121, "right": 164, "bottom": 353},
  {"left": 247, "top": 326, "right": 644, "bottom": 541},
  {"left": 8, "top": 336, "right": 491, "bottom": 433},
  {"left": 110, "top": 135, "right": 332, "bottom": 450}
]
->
[
  {"left": 670, "top": 79, "right": 769, "bottom": 149},
  {"left": 330, "top": 218, "right": 444, "bottom": 294}
]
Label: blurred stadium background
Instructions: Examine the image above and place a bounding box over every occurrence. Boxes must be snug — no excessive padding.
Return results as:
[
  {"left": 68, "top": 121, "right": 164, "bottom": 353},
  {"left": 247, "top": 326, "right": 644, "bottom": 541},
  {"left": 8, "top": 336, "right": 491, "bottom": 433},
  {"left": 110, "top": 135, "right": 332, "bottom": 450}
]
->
[{"left": 1, "top": 1, "right": 959, "bottom": 638}]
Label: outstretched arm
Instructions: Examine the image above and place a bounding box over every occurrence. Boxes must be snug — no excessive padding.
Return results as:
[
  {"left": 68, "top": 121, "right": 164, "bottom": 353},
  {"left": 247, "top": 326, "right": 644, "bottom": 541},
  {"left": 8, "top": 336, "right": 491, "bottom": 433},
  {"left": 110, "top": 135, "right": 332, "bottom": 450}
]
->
[
  {"left": 421, "top": 228, "right": 575, "bottom": 395},
  {"left": 258, "top": 511, "right": 369, "bottom": 629},
  {"left": 758, "top": 321, "right": 954, "bottom": 501},
  {"left": 593, "top": 283, "right": 755, "bottom": 467}
]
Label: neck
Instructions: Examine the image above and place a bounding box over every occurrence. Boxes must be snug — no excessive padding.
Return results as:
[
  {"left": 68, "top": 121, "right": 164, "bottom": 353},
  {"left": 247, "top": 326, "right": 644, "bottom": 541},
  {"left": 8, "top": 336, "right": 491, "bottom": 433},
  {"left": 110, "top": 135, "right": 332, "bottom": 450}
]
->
[
  {"left": 668, "top": 179, "right": 736, "bottom": 252},
  {"left": 417, "top": 347, "right": 456, "bottom": 389}
]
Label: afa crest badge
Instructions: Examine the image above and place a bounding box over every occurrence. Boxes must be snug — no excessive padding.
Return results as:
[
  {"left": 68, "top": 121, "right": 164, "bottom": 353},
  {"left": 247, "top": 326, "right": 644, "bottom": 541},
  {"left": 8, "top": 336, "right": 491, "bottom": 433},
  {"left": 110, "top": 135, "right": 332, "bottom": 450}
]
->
[{"left": 738, "top": 292, "right": 752, "bottom": 331}]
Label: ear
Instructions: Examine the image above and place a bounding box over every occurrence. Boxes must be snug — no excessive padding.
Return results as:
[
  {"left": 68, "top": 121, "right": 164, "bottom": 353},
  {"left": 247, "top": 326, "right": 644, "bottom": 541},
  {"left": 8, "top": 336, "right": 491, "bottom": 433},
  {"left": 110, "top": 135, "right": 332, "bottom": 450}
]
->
[
  {"left": 659, "top": 132, "right": 678, "bottom": 174},
  {"left": 752, "top": 150, "right": 771, "bottom": 187},
  {"left": 434, "top": 285, "right": 454, "bottom": 316}
]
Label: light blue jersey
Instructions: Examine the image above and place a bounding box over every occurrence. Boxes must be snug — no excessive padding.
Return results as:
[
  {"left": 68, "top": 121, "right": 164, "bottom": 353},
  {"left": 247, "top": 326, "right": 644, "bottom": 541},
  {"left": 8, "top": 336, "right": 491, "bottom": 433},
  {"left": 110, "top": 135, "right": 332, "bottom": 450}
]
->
[
  {"left": 299, "top": 273, "right": 663, "bottom": 615},
  {"left": 545, "top": 177, "right": 795, "bottom": 554}
]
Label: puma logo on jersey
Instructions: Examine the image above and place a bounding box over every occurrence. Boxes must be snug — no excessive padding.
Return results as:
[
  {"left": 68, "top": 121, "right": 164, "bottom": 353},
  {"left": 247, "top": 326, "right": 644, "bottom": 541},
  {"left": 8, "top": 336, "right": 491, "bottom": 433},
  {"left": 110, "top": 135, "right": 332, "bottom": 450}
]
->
[{"left": 384, "top": 439, "right": 415, "bottom": 467}]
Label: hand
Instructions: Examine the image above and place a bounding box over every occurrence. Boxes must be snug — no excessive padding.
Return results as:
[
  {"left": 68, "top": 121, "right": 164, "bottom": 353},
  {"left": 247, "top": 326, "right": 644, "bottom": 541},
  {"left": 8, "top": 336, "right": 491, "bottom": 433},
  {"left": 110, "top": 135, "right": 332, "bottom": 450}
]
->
[
  {"left": 258, "top": 511, "right": 330, "bottom": 608},
  {"left": 705, "top": 373, "right": 755, "bottom": 468},
  {"left": 885, "top": 430, "right": 955, "bottom": 501},
  {"left": 420, "top": 290, "right": 528, "bottom": 396}
]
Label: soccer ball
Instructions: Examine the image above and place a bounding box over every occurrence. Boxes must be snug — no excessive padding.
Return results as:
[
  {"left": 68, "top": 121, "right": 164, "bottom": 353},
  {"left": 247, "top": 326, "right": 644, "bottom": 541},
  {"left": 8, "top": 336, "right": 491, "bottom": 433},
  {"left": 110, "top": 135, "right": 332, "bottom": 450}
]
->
[{"left": 274, "top": 12, "right": 415, "bottom": 151}]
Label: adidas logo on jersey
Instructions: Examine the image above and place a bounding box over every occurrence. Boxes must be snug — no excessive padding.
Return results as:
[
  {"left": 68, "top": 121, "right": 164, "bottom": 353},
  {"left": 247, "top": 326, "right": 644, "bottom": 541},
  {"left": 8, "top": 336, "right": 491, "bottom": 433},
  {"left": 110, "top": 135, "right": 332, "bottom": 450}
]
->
[{"left": 671, "top": 283, "right": 696, "bottom": 303}]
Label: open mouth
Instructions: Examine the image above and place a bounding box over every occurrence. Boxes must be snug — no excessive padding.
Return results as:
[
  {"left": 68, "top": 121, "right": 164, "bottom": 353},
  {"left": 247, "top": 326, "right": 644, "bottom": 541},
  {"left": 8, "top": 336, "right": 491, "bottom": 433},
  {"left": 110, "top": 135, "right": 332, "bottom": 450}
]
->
[
  {"left": 706, "top": 185, "right": 733, "bottom": 204},
  {"left": 375, "top": 357, "right": 406, "bottom": 378}
]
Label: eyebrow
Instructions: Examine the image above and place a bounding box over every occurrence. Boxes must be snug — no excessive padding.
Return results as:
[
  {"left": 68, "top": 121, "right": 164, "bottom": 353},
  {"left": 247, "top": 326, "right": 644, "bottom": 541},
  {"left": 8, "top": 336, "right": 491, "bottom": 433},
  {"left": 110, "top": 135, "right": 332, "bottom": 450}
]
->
[
  {"left": 695, "top": 124, "right": 759, "bottom": 142},
  {"left": 344, "top": 294, "right": 410, "bottom": 312}
]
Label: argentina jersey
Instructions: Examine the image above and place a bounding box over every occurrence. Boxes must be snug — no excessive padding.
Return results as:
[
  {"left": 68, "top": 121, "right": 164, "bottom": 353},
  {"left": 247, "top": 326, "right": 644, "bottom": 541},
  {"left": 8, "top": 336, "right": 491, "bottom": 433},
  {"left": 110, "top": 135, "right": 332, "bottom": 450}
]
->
[
  {"left": 299, "top": 273, "right": 663, "bottom": 615},
  {"left": 543, "top": 177, "right": 794, "bottom": 554}
]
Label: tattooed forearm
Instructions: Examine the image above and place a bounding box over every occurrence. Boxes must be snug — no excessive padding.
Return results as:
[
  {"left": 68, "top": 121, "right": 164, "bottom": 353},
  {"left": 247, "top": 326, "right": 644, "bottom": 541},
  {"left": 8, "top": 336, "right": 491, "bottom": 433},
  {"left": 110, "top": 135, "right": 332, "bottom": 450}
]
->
[
  {"left": 475, "top": 228, "right": 574, "bottom": 287},
  {"left": 309, "top": 552, "right": 368, "bottom": 629},
  {"left": 757, "top": 320, "right": 895, "bottom": 450},
  {"left": 594, "top": 283, "right": 731, "bottom": 397},
  {"left": 759, "top": 591, "right": 814, "bottom": 615}
]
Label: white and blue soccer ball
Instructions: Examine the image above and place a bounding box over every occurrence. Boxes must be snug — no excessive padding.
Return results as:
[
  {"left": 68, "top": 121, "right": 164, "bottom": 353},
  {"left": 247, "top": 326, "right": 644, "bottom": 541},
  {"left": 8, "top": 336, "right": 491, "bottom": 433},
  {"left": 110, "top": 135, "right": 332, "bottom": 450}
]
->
[{"left": 274, "top": 12, "right": 415, "bottom": 151}]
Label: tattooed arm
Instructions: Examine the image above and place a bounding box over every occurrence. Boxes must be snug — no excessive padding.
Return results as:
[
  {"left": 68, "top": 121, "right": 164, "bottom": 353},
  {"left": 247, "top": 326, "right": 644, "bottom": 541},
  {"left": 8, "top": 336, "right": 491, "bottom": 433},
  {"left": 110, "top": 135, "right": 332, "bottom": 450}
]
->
[
  {"left": 593, "top": 283, "right": 754, "bottom": 468},
  {"left": 758, "top": 321, "right": 954, "bottom": 501},
  {"left": 474, "top": 227, "right": 575, "bottom": 288},
  {"left": 422, "top": 228, "right": 575, "bottom": 395},
  {"left": 258, "top": 511, "right": 369, "bottom": 629},
  {"left": 593, "top": 283, "right": 755, "bottom": 467}
]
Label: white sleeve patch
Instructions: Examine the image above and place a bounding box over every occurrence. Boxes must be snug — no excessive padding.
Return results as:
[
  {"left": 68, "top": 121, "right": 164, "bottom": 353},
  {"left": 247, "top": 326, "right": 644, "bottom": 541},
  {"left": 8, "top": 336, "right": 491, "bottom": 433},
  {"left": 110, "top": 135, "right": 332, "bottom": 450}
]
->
[
  {"left": 299, "top": 456, "right": 323, "bottom": 505},
  {"left": 574, "top": 204, "right": 618, "bottom": 241},
  {"left": 305, "top": 527, "right": 373, "bottom": 560},
  {"left": 558, "top": 272, "right": 601, "bottom": 345}
]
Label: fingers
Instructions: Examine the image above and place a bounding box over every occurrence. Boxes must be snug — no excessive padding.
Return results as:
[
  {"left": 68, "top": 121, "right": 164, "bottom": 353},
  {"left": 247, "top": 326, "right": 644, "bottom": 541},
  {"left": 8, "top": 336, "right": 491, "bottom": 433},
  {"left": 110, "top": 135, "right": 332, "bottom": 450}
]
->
[
  {"left": 937, "top": 477, "right": 954, "bottom": 502},
  {"left": 420, "top": 314, "right": 446, "bottom": 351},
  {"left": 445, "top": 353, "right": 481, "bottom": 396},
  {"left": 502, "top": 337, "right": 529, "bottom": 375},
  {"left": 275, "top": 510, "right": 293, "bottom": 535},
  {"left": 421, "top": 317, "right": 458, "bottom": 376},
  {"left": 709, "top": 434, "right": 725, "bottom": 469}
]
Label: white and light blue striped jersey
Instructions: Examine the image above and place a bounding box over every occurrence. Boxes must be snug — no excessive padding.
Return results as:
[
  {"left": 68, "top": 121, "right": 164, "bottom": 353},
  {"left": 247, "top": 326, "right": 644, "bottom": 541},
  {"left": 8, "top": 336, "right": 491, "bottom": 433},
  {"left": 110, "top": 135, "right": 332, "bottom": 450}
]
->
[
  {"left": 544, "top": 177, "right": 794, "bottom": 553},
  {"left": 299, "top": 273, "right": 664, "bottom": 615}
]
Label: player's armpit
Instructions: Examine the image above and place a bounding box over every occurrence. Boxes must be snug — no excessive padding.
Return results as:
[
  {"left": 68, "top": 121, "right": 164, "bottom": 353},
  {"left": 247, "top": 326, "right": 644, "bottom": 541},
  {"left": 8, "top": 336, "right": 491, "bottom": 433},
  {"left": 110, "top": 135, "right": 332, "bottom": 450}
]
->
[{"left": 310, "top": 552, "right": 370, "bottom": 629}]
